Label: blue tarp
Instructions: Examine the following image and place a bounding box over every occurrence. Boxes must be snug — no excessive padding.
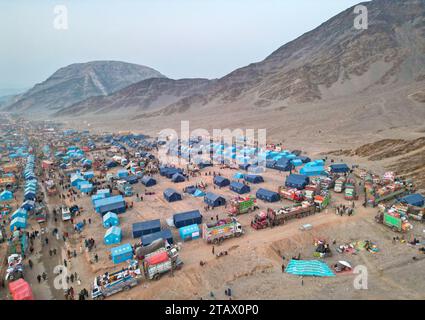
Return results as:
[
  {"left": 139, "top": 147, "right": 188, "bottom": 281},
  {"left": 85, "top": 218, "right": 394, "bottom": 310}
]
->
[
  {"left": 285, "top": 259, "right": 335, "bottom": 277},
  {"left": 399, "top": 194, "right": 424, "bottom": 207}
]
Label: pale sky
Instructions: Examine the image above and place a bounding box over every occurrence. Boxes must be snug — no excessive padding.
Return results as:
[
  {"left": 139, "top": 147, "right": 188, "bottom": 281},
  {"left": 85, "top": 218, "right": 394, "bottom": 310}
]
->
[{"left": 0, "top": 0, "right": 365, "bottom": 92}]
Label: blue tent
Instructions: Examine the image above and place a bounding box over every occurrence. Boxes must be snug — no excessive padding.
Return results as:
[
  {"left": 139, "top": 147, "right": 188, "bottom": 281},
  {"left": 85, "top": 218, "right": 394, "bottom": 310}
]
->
[
  {"left": 399, "top": 194, "right": 424, "bottom": 207},
  {"left": 10, "top": 217, "right": 27, "bottom": 231},
  {"left": 110, "top": 243, "right": 133, "bottom": 264},
  {"left": 244, "top": 174, "right": 264, "bottom": 184},
  {"left": 256, "top": 188, "right": 280, "bottom": 202},
  {"left": 330, "top": 163, "right": 350, "bottom": 174},
  {"left": 94, "top": 195, "right": 126, "bottom": 215},
  {"left": 0, "top": 190, "right": 13, "bottom": 202},
  {"left": 171, "top": 173, "right": 186, "bottom": 183},
  {"left": 104, "top": 226, "right": 122, "bottom": 245},
  {"left": 179, "top": 224, "right": 200, "bottom": 241},
  {"left": 274, "top": 159, "right": 294, "bottom": 172},
  {"left": 173, "top": 210, "right": 202, "bottom": 228},
  {"left": 285, "top": 174, "right": 309, "bottom": 190},
  {"left": 229, "top": 181, "right": 250, "bottom": 194},
  {"left": 214, "top": 176, "right": 230, "bottom": 187},
  {"left": 141, "top": 229, "right": 174, "bottom": 246},
  {"left": 83, "top": 171, "right": 94, "bottom": 179},
  {"left": 20, "top": 200, "right": 35, "bottom": 211},
  {"left": 239, "top": 163, "right": 251, "bottom": 171},
  {"left": 233, "top": 172, "right": 245, "bottom": 179},
  {"left": 204, "top": 192, "right": 226, "bottom": 207},
  {"left": 141, "top": 176, "right": 156, "bottom": 187},
  {"left": 132, "top": 219, "right": 161, "bottom": 238},
  {"left": 117, "top": 169, "right": 128, "bottom": 178},
  {"left": 103, "top": 211, "right": 120, "bottom": 228},
  {"left": 11, "top": 208, "right": 28, "bottom": 220},
  {"left": 163, "top": 188, "right": 182, "bottom": 202}
]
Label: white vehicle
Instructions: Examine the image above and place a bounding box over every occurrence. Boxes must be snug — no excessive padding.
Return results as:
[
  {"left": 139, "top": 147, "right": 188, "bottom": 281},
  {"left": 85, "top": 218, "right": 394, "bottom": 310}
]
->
[{"left": 61, "top": 206, "right": 71, "bottom": 221}]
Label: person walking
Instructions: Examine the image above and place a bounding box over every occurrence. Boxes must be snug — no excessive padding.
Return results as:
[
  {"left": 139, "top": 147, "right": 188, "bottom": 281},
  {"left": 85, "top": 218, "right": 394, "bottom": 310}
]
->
[
  {"left": 37, "top": 274, "right": 41, "bottom": 283},
  {"left": 28, "top": 259, "right": 33, "bottom": 269}
]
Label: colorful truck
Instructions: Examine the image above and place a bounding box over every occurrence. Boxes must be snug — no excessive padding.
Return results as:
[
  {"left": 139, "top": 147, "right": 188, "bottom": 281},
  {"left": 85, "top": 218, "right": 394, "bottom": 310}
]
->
[
  {"left": 202, "top": 218, "right": 243, "bottom": 244},
  {"left": 251, "top": 202, "right": 316, "bottom": 230},
  {"left": 227, "top": 195, "right": 258, "bottom": 215},
  {"left": 375, "top": 211, "right": 412, "bottom": 232},
  {"left": 91, "top": 260, "right": 141, "bottom": 300},
  {"left": 368, "top": 182, "right": 413, "bottom": 207},
  {"left": 344, "top": 177, "right": 358, "bottom": 200},
  {"left": 314, "top": 192, "right": 331, "bottom": 211},
  {"left": 334, "top": 177, "right": 346, "bottom": 193},
  {"left": 143, "top": 246, "right": 182, "bottom": 280},
  {"left": 278, "top": 186, "right": 304, "bottom": 202}
]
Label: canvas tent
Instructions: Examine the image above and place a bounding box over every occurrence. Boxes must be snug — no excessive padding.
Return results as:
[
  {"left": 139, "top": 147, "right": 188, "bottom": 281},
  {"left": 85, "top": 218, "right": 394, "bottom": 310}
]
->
[
  {"left": 229, "top": 181, "right": 250, "bottom": 194},
  {"left": 103, "top": 211, "right": 119, "bottom": 228},
  {"left": 132, "top": 219, "right": 161, "bottom": 238},
  {"left": 163, "top": 188, "right": 182, "bottom": 202},
  {"left": 110, "top": 243, "right": 133, "bottom": 264},
  {"left": 104, "top": 226, "right": 122, "bottom": 245},
  {"left": 173, "top": 210, "right": 202, "bottom": 228},
  {"left": 204, "top": 192, "right": 226, "bottom": 207},
  {"left": 285, "top": 174, "right": 309, "bottom": 190},
  {"left": 141, "top": 229, "right": 173, "bottom": 246},
  {"left": 141, "top": 176, "right": 156, "bottom": 187},
  {"left": 171, "top": 173, "right": 186, "bottom": 183},
  {"left": 213, "top": 176, "right": 230, "bottom": 188},
  {"left": 244, "top": 174, "right": 264, "bottom": 184},
  {"left": 256, "top": 188, "right": 280, "bottom": 202}
]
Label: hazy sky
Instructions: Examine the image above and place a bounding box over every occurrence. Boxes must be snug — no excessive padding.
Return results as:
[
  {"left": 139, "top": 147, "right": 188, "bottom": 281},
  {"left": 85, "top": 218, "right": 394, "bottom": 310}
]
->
[{"left": 0, "top": 0, "right": 365, "bottom": 91}]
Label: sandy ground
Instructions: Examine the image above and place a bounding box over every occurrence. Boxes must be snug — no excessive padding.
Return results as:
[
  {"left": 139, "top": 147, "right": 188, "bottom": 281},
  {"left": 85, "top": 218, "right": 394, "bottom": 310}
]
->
[{"left": 1, "top": 138, "right": 424, "bottom": 300}]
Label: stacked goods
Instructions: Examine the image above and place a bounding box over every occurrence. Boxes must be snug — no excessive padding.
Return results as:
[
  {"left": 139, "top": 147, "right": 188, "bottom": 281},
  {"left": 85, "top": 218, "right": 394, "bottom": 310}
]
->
[
  {"left": 278, "top": 187, "right": 304, "bottom": 202},
  {"left": 382, "top": 171, "right": 396, "bottom": 184}
]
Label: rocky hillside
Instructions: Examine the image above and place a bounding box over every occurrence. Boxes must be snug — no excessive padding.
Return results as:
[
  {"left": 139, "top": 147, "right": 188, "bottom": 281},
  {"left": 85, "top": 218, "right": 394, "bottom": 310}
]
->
[
  {"left": 61, "top": 0, "right": 425, "bottom": 119},
  {"left": 54, "top": 77, "right": 211, "bottom": 117},
  {"left": 5, "top": 61, "right": 165, "bottom": 113}
]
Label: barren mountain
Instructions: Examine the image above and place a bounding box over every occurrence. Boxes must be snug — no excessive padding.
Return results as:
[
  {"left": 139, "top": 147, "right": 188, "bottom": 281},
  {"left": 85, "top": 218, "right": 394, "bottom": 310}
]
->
[
  {"left": 5, "top": 61, "right": 165, "bottom": 114},
  {"left": 54, "top": 77, "right": 211, "bottom": 117},
  {"left": 53, "top": 0, "right": 425, "bottom": 123}
]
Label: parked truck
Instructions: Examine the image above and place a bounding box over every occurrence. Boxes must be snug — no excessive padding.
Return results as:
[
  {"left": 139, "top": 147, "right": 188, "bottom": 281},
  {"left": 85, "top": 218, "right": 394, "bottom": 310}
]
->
[
  {"left": 251, "top": 202, "right": 316, "bottom": 230},
  {"left": 343, "top": 176, "right": 357, "bottom": 200},
  {"left": 227, "top": 195, "right": 258, "bottom": 215},
  {"left": 334, "top": 177, "right": 346, "bottom": 193},
  {"left": 61, "top": 206, "right": 71, "bottom": 221},
  {"left": 91, "top": 260, "right": 141, "bottom": 300},
  {"left": 369, "top": 182, "right": 413, "bottom": 207},
  {"left": 143, "top": 245, "right": 182, "bottom": 280},
  {"left": 375, "top": 211, "right": 412, "bottom": 233},
  {"left": 202, "top": 218, "right": 243, "bottom": 244},
  {"left": 278, "top": 186, "right": 304, "bottom": 202}
]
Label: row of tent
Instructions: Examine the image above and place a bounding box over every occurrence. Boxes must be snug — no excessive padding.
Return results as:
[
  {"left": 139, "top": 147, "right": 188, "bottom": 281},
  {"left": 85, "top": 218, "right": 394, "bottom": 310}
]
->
[{"left": 10, "top": 154, "right": 37, "bottom": 232}]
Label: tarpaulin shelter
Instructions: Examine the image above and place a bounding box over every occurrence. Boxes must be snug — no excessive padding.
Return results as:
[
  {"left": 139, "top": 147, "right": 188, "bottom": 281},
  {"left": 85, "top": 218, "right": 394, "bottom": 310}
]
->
[
  {"left": 173, "top": 210, "right": 202, "bottom": 228},
  {"left": 8, "top": 279, "right": 34, "bottom": 300},
  {"left": 193, "top": 189, "right": 205, "bottom": 197},
  {"left": 330, "top": 163, "right": 350, "bottom": 174},
  {"left": 171, "top": 173, "right": 186, "bottom": 183},
  {"left": 213, "top": 176, "right": 230, "bottom": 187},
  {"left": 163, "top": 188, "right": 182, "bottom": 202},
  {"left": 104, "top": 226, "right": 122, "bottom": 245},
  {"left": 103, "top": 211, "right": 120, "bottom": 228},
  {"left": 141, "top": 229, "right": 173, "bottom": 246},
  {"left": 256, "top": 188, "right": 280, "bottom": 202},
  {"left": 285, "top": 174, "right": 310, "bottom": 190},
  {"left": 110, "top": 243, "right": 133, "bottom": 264},
  {"left": 141, "top": 176, "right": 156, "bottom": 187},
  {"left": 244, "top": 174, "right": 264, "bottom": 184},
  {"left": 229, "top": 181, "right": 250, "bottom": 194},
  {"left": 285, "top": 259, "right": 335, "bottom": 277},
  {"left": 94, "top": 195, "right": 126, "bottom": 215},
  {"left": 204, "top": 192, "right": 226, "bottom": 207},
  {"left": 132, "top": 219, "right": 161, "bottom": 238}
]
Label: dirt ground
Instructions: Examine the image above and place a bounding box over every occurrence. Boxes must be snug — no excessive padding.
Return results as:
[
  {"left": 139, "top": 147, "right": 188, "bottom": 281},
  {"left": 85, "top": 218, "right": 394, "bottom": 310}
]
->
[{"left": 1, "top": 144, "right": 424, "bottom": 300}]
